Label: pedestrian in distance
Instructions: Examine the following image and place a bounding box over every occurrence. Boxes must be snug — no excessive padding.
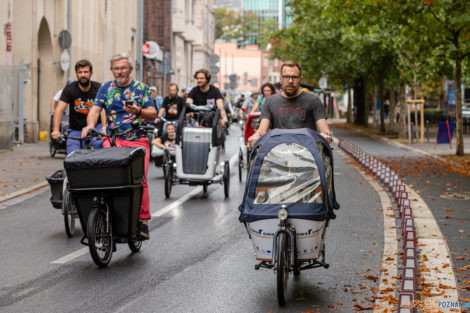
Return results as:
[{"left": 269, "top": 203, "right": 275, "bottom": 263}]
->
[
  {"left": 82, "top": 53, "right": 157, "bottom": 240},
  {"left": 250, "top": 82, "right": 276, "bottom": 114},
  {"left": 248, "top": 61, "right": 333, "bottom": 147},
  {"left": 51, "top": 59, "right": 106, "bottom": 155},
  {"left": 186, "top": 68, "right": 228, "bottom": 127}
]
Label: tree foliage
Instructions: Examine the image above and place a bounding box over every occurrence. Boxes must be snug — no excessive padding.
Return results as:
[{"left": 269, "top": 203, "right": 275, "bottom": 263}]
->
[{"left": 270, "top": 0, "right": 470, "bottom": 154}]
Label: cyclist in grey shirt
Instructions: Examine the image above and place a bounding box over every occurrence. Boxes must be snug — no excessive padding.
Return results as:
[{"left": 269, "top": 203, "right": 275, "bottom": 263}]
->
[{"left": 248, "top": 61, "right": 332, "bottom": 146}]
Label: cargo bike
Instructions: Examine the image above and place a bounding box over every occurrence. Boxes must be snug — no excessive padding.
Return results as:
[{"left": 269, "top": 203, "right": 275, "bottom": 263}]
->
[
  {"left": 63, "top": 122, "right": 154, "bottom": 268},
  {"left": 163, "top": 104, "right": 230, "bottom": 199},
  {"left": 238, "top": 128, "right": 340, "bottom": 305}
]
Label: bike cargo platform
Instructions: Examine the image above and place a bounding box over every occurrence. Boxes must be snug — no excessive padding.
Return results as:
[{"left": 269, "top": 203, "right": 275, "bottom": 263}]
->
[
  {"left": 70, "top": 185, "right": 143, "bottom": 238},
  {"left": 64, "top": 147, "right": 146, "bottom": 189}
]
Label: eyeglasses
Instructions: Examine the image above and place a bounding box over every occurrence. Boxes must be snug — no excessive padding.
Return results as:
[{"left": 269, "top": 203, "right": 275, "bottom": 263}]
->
[
  {"left": 111, "top": 66, "right": 129, "bottom": 72},
  {"left": 281, "top": 75, "right": 301, "bottom": 81}
]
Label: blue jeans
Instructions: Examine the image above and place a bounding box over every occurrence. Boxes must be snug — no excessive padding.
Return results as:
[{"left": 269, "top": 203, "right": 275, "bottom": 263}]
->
[{"left": 66, "top": 124, "right": 103, "bottom": 155}]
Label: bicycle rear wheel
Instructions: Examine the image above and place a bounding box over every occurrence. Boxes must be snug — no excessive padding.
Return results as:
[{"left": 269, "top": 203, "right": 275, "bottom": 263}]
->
[{"left": 87, "top": 207, "right": 113, "bottom": 268}]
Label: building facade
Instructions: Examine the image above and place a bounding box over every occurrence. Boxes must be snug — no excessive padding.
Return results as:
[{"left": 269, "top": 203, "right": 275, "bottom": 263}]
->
[
  {"left": 0, "top": 0, "right": 139, "bottom": 145},
  {"left": 143, "top": 0, "right": 215, "bottom": 97}
]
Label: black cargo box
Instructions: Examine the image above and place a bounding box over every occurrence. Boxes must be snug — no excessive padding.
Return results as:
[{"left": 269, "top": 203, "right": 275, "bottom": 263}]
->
[
  {"left": 46, "top": 169, "right": 65, "bottom": 209},
  {"left": 64, "top": 147, "right": 146, "bottom": 188}
]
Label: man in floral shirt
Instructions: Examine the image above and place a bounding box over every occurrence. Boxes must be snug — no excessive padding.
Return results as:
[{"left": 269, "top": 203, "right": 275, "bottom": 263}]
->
[{"left": 83, "top": 53, "right": 157, "bottom": 239}]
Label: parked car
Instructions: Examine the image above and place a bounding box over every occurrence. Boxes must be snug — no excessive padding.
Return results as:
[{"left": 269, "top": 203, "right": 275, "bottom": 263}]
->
[{"left": 462, "top": 105, "right": 470, "bottom": 119}]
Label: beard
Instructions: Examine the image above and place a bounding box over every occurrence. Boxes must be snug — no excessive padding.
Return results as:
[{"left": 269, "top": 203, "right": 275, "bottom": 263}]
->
[
  {"left": 116, "top": 75, "right": 129, "bottom": 85},
  {"left": 78, "top": 78, "right": 90, "bottom": 87},
  {"left": 283, "top": 86, "right": 299, "bottom": 97}
]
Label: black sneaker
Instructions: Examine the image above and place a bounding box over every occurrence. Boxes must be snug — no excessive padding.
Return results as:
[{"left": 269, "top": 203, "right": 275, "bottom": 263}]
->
[{"left": 140, "top": 223, "right": 150, "bottom": 240}]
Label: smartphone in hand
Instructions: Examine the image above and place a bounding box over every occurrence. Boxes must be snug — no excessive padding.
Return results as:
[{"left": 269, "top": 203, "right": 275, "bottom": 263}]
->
[{"left": 125, "top": 100, "right": 134, "bottom": 108}]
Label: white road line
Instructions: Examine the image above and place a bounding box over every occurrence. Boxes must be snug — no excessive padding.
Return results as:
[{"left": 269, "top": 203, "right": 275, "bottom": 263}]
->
[
  {"left": 407, "top": 188, "right": 458, "bottom": 305},
  {"left": 51, "top": 247, "right": 88, "bottom": 264},
  {"left": 337, "top": 149, "right": 398, "bottom": 312},
  {"left": 51, "top": 151, "right": 240, "bottom": 265}
]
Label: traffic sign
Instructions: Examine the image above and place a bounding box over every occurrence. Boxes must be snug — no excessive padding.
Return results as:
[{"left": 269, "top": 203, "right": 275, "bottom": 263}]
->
[
  {"left": 142, "top": 43, "right": 150, "bottom": 55},
  {"left": 60, "top": 51, "right": 70, "bottom": 72},
  {"left": 319, "top": 77, "right": 328, "bottom": 89},
  {"left": 58, "top": 30, "right": 72, "bottom": 49}
]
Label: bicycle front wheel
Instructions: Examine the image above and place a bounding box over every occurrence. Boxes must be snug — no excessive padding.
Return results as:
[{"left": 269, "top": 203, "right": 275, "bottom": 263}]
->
[
  {"left": 62, "top": 190, "right": 76, "bottom": 238},
  {"left": 276, "top": 232, "right": 289, "bottom": 306},
  {"left": 87, "top": 207, "right": 113, "bottom": 268}
]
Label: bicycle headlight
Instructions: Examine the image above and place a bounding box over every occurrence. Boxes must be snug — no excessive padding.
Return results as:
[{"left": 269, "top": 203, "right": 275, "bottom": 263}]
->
[{"left": 277, "top": 207, "right": 288, "bottom": 221}]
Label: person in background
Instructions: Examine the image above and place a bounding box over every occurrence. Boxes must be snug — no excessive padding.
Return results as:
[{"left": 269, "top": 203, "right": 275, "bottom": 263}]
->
[
  {"left": 150, "top": 86, "right": 163, "bottom": 111},
  {"left": 221, "top": 90, "right": 234, "bottom": 134},
  {"left": 186, "top": 68, "right": 228, "bottom": 127},
  {"left": 151, "top": 123, "right": 177, "bottom": 152},
  {"left": 240, "top": 92, "right": 259, "bottom": 120},
  {"left": 236, "top": 94, "right": 245, "bottom": 109},
  {"left": 250, "top": 82, "right": 276, "bottom": 114},
  {"left": 51, "top": 60, "right": 105, "bottom": 154},
  {"left": 82, "top": 53, "right": 157, "bottom": 240},
  {"left": 155, "top": 83, "right": 185, "bottom": 135},
  {"left": 182, "top": 87, "right": 192, "bottom": 100}
]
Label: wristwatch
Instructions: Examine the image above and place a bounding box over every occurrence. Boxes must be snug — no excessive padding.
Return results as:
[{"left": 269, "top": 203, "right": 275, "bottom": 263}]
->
[{"left": 136, "top": 108, "right": 142, "bottom": 117}]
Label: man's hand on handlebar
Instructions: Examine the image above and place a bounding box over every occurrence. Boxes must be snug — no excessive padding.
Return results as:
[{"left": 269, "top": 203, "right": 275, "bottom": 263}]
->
[
  {"left": 81, "top": 126, "right": 94, "bottom": 138},
  {"left": 248, "top": 132, "right": 261, "bottom": 148},
  {"left": 320, "top": 131, "right": 333, "bottom": 144},
  {"left": 51, "top": 130, "right": 61, "bottom": 140}
]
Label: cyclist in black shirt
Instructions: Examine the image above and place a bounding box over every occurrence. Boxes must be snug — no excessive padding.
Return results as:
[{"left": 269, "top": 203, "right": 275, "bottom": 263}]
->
[
  {"left": 186, "top": 69, "right": 228, "bottom": 127},
  {"left": 51, "top": 59, "right": 106, "bottom": 154}
]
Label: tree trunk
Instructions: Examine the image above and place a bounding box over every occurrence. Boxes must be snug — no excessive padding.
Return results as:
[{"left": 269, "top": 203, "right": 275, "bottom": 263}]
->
[
  {"left": 354, "top": 77, "right": 368, "bottom": 126},
  {"left": 347, "top": 87, "right": 352, "bottom": 123},
  {"left": 399, "top": 79, "right": 407, "bottom": 139},
  {"left": 372, "top": 86, "right": 378, "bottom": 127},
  {"left": 455, "top": 49, "right": 464, "bottom": 156},
  {"left": 379, "top": 81, "right": 385, "bottom": 133},
  {"left": 388, "top": 85, "right": 396, "bottom": 135}
]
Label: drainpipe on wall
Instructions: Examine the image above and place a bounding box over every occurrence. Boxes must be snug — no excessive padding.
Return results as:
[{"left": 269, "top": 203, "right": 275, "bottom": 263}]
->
[
  {"left": 136, "top": 0, "right": 143, "bottom": 81},
  {"left": 67, "top": 0, "right": 71, "bottom": 81}
]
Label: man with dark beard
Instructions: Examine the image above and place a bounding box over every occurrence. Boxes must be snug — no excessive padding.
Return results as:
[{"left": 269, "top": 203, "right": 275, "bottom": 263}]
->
[
  {"left": 51, "top": 59, "right": 106, "bottom": 154},
  {"left": 248, "top": 61, "right": 332, "bottom": 147}
]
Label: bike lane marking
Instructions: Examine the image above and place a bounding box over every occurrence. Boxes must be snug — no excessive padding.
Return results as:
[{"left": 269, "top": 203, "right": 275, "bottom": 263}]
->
[
  {"left": 337, "top": 149, "right": 398, "bottom": 312},
  {"left": 405, "top": 188, "right": 458, "bottom": 306},
  {"left": 51, "top": 153, "right": 239, "bottom": 265}
]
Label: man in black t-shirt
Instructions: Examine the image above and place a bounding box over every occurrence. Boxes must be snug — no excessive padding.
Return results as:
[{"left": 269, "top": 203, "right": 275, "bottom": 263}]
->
[
  {"left": 248, "top": 61, "right": 332, "bottom": 147},
  {"left": 51, "top": 59, "right": 106, "bottom": 154},
  {"left": 186, "top": 69, "right": 227, "bottom": 127},
  {"left": 155, "top": 83, "right": 185, "bottom": 135}
]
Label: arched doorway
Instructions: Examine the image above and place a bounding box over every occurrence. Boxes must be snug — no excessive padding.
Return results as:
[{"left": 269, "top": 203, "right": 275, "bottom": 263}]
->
[{"left": 37, "top": 18, "right": 54, "bottom": 133}]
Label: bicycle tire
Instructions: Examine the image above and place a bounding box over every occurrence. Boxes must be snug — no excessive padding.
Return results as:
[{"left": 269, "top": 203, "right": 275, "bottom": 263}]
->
[
  {"left": 238, "top": 148, "right": 243, "bottom": 182},
  {"left": 224, "top": 161, "right": 230, "bottom": 198},
  {"left": 62, "top": 189, "right": 75, "bottom": 238},
  {"left": 87, "top": 207, "right": 113, "bottom": 268},
  {"left": 276, "top": 232, "right": 289, "bottom": 306},
  {"left": 128, "top": 234, "right": 142, "bottom": 253},
  {"left": 164, "top": 164, "right": 172, "bottom": 198}
]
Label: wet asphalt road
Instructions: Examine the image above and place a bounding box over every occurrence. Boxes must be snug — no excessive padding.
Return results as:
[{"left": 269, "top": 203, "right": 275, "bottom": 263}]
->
[{"left": 0, "top": 124, "right": 423, "bottom": 313}]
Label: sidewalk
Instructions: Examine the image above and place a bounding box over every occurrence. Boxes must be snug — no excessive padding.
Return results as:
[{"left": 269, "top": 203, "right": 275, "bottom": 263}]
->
[
  {"left": 0, "top": 141, "right": 64, "bottom": 203},
  {"left": 330, "top": 119, "right": 470, "bottom": 170}
]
